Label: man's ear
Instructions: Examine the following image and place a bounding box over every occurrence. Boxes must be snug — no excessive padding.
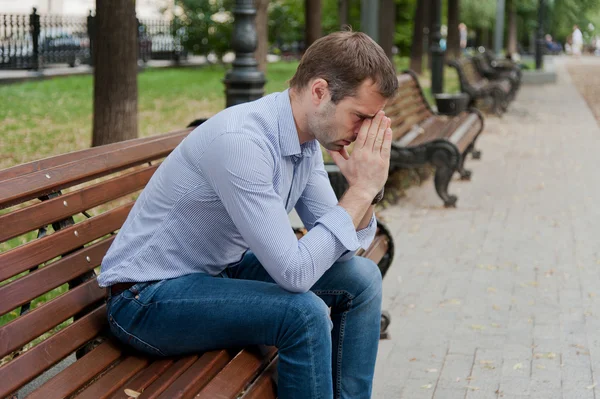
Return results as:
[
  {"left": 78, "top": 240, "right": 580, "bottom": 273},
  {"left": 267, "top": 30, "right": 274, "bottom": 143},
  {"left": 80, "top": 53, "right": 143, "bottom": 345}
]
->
[{"left": 310, "top": 78, "right": 330, "bottom": 106}]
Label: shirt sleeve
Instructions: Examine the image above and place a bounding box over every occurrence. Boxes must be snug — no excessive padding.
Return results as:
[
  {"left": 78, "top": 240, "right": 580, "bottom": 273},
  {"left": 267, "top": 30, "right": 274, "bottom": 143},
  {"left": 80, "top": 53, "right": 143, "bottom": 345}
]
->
[
  {"left": 196, "top": 132, "right": 365, "bottom": 293},
  {"left": 294, "top": 151, "right": 377, "bottom": 262}
]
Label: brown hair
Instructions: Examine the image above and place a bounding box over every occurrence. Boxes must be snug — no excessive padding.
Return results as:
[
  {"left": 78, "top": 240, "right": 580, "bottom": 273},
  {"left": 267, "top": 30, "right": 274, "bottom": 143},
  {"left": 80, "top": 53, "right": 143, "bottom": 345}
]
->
[{"left": 289, "top": 30, "right": 398, "bottom": 103}]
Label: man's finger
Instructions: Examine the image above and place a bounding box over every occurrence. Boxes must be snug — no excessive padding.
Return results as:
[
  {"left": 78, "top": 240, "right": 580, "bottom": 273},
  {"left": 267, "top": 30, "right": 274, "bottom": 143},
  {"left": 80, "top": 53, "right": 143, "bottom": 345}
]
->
[
  {"left": 354, "top": 118, "right": 372, "bottom": 148},
  {"left": 380, "top": 127, "right": 393, "bottom": 159},
  {"left": 339, "top": 147, "right": 350, "bottom": 160},
  {"left": 364, "top": 111, "right": 385, "bottom": 150},
  {"left": 372, "top": 116, "right": 389, "bottom": 151}
]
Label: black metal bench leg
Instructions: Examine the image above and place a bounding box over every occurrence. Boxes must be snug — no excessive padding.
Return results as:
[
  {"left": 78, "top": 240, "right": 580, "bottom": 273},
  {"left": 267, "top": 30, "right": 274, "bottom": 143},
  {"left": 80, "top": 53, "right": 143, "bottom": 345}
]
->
[
  {"left": 457, "top": 153, "right": 472, "bottom": 181},
  {"left": 430, "top": 145, "right": 460, "bottom": 207},
  {"left": 380, "top": 311, "right": 391, "bottom": 339}
]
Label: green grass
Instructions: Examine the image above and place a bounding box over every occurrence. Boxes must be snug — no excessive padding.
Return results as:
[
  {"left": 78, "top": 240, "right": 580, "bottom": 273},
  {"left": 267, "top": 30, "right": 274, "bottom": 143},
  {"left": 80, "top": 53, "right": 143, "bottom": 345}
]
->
[{"left": 0, "top": 61, "right": 301, "bottom": 170}]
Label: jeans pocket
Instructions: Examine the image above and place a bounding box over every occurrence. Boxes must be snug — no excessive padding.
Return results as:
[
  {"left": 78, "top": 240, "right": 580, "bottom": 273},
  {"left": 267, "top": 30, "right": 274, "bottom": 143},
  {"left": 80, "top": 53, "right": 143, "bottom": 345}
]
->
[
  {"left": 108, "top": 313, "right": 165, "bottom": 357},
  {"left": 123, "top": 280, "right": 166, "bottom": 305}
]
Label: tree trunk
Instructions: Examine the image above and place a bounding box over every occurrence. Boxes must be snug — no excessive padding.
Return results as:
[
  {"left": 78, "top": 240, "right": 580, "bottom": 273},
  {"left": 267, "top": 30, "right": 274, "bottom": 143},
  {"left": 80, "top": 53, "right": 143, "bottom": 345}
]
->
[
  {"left": 379, "top": 0, "right": 395, "bottom": 61},
  {"left": 338, "top": 0, "right": 349, "bottom": 28},
  {"left": 410, "top": 0, "right": 425, "bottom": 74},
  {"left": 305, "top": 0, "right": 322, "bottom": 48},
  {"left": 507, "top": 0, "right": 517, "bottom": 55},
  {"left": 92, "top": 0, "right": 137, "bottom": 147},
  {"left": 254, "top": 0, "right": 269, "bottom": 73},
  {"left": 447, "top": 0, "right": 460, "bottom": 60}
]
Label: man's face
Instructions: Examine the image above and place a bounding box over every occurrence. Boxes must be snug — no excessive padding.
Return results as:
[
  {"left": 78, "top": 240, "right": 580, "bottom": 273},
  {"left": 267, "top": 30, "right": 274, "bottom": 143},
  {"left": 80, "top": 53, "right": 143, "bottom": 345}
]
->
[{"left": 308, "top": 79, "right": 388, "bottom": 152}]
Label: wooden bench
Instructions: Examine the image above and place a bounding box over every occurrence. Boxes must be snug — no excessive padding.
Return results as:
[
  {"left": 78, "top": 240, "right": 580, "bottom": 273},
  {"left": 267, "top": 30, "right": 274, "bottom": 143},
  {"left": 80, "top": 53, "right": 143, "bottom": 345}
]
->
[
  {"left": 448, "top": 57, "right": 514, "bottom": 116},
  {"left": 382, "top": 70, "right": 484, "bottom": 207},
  {"left": 472, "top": 54, "right": 521, "bottom": 97},
  {"left": 0, "top": 128, "right": 394, "bottom": 399}
]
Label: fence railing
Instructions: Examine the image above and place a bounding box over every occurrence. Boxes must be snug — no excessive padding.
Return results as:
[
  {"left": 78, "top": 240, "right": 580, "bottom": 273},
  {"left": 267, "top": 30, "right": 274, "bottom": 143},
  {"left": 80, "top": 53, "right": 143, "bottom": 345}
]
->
[{"left": 0, "top": 8, "right": 184, "bottom": 70}]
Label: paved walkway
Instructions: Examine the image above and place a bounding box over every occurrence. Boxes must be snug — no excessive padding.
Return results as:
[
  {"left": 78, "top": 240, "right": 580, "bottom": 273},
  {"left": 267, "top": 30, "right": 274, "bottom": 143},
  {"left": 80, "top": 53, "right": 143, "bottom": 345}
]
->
[{"left": 373, "top": 56, "right": 600, "bottom": 399}]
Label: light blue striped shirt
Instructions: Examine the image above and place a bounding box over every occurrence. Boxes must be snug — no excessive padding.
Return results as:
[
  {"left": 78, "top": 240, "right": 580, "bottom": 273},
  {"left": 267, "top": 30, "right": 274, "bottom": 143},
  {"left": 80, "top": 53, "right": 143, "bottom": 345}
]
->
[{"left": 98, "top": 90, "right": 376, "bottom": 293}]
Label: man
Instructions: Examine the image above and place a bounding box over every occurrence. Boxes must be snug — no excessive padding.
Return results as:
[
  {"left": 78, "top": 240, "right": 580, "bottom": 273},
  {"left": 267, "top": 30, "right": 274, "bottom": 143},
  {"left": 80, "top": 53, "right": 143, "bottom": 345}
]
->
[
  {"left": 572, "top": 25, "right": 583, "bottom": 57},
  {"left": 98, "top": 30, "right": 398, "bottom": 399},
  {"left": 459, "top": 23, "right": 468, "bottom": 53}
]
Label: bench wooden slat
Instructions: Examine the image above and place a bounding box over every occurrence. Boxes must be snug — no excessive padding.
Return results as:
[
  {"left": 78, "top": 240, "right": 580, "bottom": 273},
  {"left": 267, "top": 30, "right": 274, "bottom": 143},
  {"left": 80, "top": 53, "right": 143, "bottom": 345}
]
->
[
  {"left": 0, "top": 131, "right": 189, "bottom": 209},
  {"left": 0, "top": 238, "right": 112, "bottom": 317},
  {"left": 195, "top": 347, "right": 277, "bottom": 399},
  {"left": 449, "top": 114, "right": 479, "bottom": 146},
  {"left": 0, "top": 305, "right": 107, "bottom": 399},
  {"left": 0, "top": 165, "right": 154, "bottom": 243},
  {"left": 394, "top": 116, "right": 438, "bottom": 147},
  {"left": 25, "top": 340, "right": 122, "bottom": 399},
  {"left": 74, "top": 355, "right": 151, "bottom": 399},
  {"left": 396, "top": 73, "right": 415, "bottom": 86},
  {"left": 155, "top": 350, "right": 232, "bottom": 399},
  {"left": 239, "top": 357, "right": 278, "bottom": 399},
  {"left": 454, "top": 118, "right": 483, "bottom": 154},
  {"left": 408, "top": 117, "right": 455, "bottom": 147},
  {"left": 109, "top": 359, "right": 176, "bottom": 399},
  {"left": 385, "top": 92, "right": 424, "bottom": 116},
  {"left": 0, "top": 278, "right": 105, "bottom": 359},
  {"left": 0, "top": 203, "right": 132, "bottom": 282},
  {"left": 0, "top": 129, "right": 192, "bottom": 182},
  {"left": 139, "top": 356, "right": 200, "bottom": 399},
  {"left": 391, "top": 110, "right": 433, "bottom": 140},
  {"left": 360, "top": 235, "right": 389, "bottom": 265}
]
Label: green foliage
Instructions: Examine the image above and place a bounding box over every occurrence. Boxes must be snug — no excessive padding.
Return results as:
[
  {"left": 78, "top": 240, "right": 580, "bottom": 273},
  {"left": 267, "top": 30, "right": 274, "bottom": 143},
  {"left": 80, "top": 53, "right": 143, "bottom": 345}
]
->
[
  {"left": 174, "top": 0, "right": 234, "bottom": 58},
  {"left": 395, "top": 0, "right": 417, "bottom": 57},
  {"left": 549, "top": 0, "right": 600, "bottom": 43},
  {"left": 460, "top": 0, "right": 497, "bottom": 30}
]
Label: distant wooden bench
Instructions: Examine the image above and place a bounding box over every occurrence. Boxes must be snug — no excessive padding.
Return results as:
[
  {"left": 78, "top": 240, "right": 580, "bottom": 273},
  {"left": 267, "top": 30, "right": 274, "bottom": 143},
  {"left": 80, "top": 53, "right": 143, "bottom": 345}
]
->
[
  {"left": 472, "top": 53, "right": 521, "bottom": 96},
  {"left": 383, "top": 70, "right": 485, "bottom": 207},
  {"left": 448, "top": 57, "right": 514, "bottom": 116},
  {"left": 0, "top": 127, "right": 394, "bottom": 399}
]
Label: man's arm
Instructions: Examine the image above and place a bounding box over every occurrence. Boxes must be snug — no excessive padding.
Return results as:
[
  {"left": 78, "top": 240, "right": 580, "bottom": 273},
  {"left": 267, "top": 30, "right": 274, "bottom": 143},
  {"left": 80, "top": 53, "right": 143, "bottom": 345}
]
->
[
  {"left": 294, "top": 153, "right": 377, "bottom": 262},
  {"left": 198, "top": 132, "right": 366, "bottom": 293}
]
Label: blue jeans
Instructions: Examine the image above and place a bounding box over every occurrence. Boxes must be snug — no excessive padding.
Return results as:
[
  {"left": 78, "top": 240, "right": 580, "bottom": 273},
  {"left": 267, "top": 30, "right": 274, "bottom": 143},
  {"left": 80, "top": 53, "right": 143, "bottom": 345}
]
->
[{"left": 106, "top": 252, "right": 382, "bottom": 399}]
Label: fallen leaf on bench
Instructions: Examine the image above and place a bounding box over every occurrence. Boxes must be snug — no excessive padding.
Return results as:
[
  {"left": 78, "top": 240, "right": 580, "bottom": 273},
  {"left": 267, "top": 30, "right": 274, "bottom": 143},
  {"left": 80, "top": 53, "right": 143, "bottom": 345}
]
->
[
  {"left": 587, "top": 383, "right": 597, "bottom": 390},
  {"left": 487, "top": 287, "right": 497, "bottom": 293},
  {"left": 124, "top": 389, "right": 141, "bottom": 398},
  {"left": 466, "top": 386, "right": 480, "bottom": 391},
  {"left": 420, "top": 384, "right": 432, "bottom": 389},
  {"left": 470, "top": 324, "right": 485, "bottom": 331},
  {"left": 426, "top": 368, "right": 438, "bottom": 373}
]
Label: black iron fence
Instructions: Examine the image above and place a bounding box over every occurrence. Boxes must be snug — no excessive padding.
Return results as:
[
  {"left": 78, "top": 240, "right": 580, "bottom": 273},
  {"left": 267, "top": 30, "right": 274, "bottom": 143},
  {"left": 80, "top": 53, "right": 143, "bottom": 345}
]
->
[{"left": 0, "top": 8, "right": 185, "bottom": 70}]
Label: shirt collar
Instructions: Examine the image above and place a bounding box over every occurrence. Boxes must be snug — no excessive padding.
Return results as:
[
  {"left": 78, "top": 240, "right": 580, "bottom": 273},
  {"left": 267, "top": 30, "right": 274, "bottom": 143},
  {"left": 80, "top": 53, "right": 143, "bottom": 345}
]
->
[{"left": 277, "top": 89, "right": 319, "bottom": 158}]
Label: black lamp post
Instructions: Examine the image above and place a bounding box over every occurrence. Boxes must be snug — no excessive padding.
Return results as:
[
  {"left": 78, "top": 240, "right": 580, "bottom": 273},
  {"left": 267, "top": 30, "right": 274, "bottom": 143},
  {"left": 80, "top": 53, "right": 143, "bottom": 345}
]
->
[
  {"left": 224, "top": 0, "right": 266, "bottom": 107},
  {"left": 430, "top": 0, "right": 444, "bottom": 94},
  {"left": 535, "top": 0, "right": 545, "bottom": 70}
]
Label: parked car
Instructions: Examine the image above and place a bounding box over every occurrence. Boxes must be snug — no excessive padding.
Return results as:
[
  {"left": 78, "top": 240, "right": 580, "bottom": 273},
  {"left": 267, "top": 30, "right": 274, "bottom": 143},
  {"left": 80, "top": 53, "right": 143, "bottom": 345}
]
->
[{"left": 0, "top": 30, "right": 88, "bottom": 69}]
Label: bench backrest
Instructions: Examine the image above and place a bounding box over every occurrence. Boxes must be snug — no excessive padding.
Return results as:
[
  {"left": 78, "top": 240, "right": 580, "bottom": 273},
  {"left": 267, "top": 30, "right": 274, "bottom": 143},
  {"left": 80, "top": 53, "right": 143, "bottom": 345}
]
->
[
  {"left": 0, "top": 129, "right": 192, "bottom": 398},
  {"left": 448, "top": 57, "right": 489, "bottom": 95},
  {"left": 384, "top": 71, "right": 434, "bottom": 142}
]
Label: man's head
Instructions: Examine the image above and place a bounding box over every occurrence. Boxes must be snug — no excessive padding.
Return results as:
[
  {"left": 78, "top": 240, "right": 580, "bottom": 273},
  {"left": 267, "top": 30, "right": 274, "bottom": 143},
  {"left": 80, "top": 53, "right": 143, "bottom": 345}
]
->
[
  {"left": 574, "top": 25, "right": 579, "bottom": 30},
  {"left": 289, "top": 30, "right": 398, "bottom": 151}
]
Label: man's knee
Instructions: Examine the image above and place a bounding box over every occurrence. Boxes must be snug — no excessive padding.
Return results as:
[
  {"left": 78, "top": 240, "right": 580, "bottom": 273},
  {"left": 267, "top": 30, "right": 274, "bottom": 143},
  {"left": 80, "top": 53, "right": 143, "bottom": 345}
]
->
[
  {"left": 338, "top": 256, "right": 383, "bottom": 297},
  {"left": 288, "top": 291, "right": 333, "bottom": 329}
]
